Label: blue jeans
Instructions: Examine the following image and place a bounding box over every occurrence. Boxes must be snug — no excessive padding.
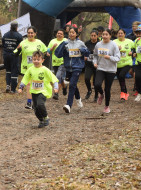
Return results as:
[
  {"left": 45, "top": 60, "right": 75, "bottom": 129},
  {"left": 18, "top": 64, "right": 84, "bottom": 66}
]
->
[{"left": 66, "top": 71, "right": 81, "bottom": 107}]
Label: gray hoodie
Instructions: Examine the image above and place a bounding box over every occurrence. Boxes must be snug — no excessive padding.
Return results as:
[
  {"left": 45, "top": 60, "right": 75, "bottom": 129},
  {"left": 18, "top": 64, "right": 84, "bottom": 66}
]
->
[{"left": 93, "top": 40, "right": 120, "bottom": 73}]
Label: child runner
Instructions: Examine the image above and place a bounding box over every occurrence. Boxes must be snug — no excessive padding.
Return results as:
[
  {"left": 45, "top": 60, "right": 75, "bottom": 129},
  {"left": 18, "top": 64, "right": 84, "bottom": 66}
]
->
[
  {"left": 18, "top": 50, "right": 58, "bottom": 128},
  {"left": 55, "top": 26, "right": 89, "bottom": 113},
  {"left": 93, "top": 29, "right": 120, "bottom": 113}
]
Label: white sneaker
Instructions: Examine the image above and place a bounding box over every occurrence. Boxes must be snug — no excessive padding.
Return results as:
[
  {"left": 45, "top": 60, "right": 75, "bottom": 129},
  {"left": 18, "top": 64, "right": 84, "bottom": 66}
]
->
[
  {"left": 76, "top": 98, "right": 83, "bottom": 108},
  {"left": 135, "top": 94, "right": 141, "bottom": 102},
  {"left": 63, "top": 105, "right": 70, "bottom": 113},
  {"left": 64, "top": 80, "right": 70, "bottom": 85}
]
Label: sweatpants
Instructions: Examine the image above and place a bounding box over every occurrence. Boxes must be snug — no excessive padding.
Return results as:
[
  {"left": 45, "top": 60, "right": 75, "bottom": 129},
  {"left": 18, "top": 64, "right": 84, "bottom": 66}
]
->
[
  {"left": 32, "top": 93, "right": 47, "bottom": 121},
  {"left": 95, "top": 70, "right": 115, "bottom": 106},
  {"left": 134, "top": 64, "right": 141, "bottom": 94}
]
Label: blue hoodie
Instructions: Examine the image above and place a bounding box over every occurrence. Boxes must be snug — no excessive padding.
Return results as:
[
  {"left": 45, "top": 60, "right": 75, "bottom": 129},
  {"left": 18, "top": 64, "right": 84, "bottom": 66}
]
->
[{"left": 55, "top": 38, "right": 89, "bottom": 72}]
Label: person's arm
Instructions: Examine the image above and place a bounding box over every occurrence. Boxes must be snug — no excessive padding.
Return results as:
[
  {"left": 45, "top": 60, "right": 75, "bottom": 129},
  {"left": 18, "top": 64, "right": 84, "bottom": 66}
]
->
[
  {"left": 55, "top": 41, "right": 67, "bottom": 58},
  {"left": 93, "top": 45, "right": 98, "bottom": 68},
  {"left": 18, "top": 82, "right": 25, "bottom": 93}
]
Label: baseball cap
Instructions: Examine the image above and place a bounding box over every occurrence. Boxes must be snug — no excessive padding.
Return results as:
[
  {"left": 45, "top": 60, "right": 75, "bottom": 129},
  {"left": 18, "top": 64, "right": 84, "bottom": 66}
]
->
[{"left": 135, "top": 24, "right": 141, "bottom": 32}]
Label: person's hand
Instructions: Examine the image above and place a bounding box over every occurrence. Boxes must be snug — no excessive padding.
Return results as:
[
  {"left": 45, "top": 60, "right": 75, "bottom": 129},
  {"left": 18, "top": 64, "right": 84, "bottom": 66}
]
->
[
  {"left": 128, "top": 52, "right": 132, "bottom": 56},
  {"left": 53, "top": 43, "right": 58, "bottom": 48},
  {"left": 118, "top": 45, "right": 122, "bottom": 50},
  {"left": 133, "top": 53, "right": 137, "bottom": 57},
  {"left": 94, "top": 63, "right": 97, "bottom": 68},
  {"left": 46, "top": 52, "right": 50, "bottom": 57},
  {"left": 104, "top": 55, "right": 110, "bottom": 59},
  {"left": 18, "top": 89, "right": 22, "bottom": 93},
  {"left": 84, "top": 57, "right": 87, "bottom": 61},
  {"left": 54, "top": 89, "right": 58, "bottom": 93}
]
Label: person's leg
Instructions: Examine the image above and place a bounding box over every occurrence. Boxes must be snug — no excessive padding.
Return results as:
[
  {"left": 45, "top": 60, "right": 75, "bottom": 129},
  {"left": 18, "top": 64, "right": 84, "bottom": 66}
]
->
[
  {"left": 66, "top": 71, "right": 81, "bottom": 107},
  {"left": 93, "top": 67, "right": 98, "bottom": 101},
  {"left": 53, "top": 66, "right": 59, "bottom": 100},
  {"left": 134, "top": 65, "right": 141, "bottom": 101},
  {"left": 104, "top": 72, "right": 115, "bottom": 107},
  {"left": 25, "top": 83, "right": 32, "bottom": 109},
  {"left": 3, "top": 54, "right": 11, "bottom": 92},
  {"left": 10, "top": 55, "right": 19, "bottom": 92},
  {"left": 85, "top": 65, "right": 93, "bottom": 99},
  {"left": 95, "top": 70, "right": 105, "bottom": 105}
]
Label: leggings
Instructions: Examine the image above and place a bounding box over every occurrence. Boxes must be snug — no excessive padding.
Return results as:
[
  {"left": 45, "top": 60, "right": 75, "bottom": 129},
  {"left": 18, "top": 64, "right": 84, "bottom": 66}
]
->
[
  {"left": 95, "top": 70, "right": 115, "bottom": 106},
  {"left": 116, "top": 65, "right": 131, "bottom": 93},
  {"left": 134, "top": 64, "right": 141, "bottom": 94}
]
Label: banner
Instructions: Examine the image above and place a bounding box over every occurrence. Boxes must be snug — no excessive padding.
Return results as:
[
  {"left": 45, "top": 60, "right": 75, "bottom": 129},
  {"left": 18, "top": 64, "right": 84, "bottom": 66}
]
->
[
  {"left": 108, "top": 16, "right": 113, "bottom": 30},
  {"left": 0, "top": 13, "right": 31, "bottom": 37}
]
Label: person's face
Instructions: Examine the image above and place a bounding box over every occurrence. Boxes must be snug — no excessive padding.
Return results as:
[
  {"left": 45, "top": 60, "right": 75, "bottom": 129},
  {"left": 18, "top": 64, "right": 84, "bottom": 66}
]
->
[
  {"left": 135, "top": 31, "right": 141, "bottom": 38},
  {"left": 117, "top": 30, "right": 126, "bottom": 40},
  {"left": 102, "top": 31, "right": 111, "bottom": 43},
  {"left": 27, "top": 29, "right": 36, "bottom": 41},
  {"left": 132, "top": 25, "right": 138, "bottom": 32},
  {"left": 65, "top": 26, "right": 70, "bottom": 33},
  {"left": 69, "top": 29, "right": 77, "bottom": 40},
  {"left": 32, "top": 55, "right": 44, "bottom": 68},
  {"left": 90, "top": 32, "right": 98, "bottom": 42},
  {"left": 56, "top": 31, "right": 64, "bottom": 40},
  {"left": 98, "top": 30, "right": 103, "bottom": 37},
  {"left": 78, "top": 26, "right": 82, "bottom": 33}
]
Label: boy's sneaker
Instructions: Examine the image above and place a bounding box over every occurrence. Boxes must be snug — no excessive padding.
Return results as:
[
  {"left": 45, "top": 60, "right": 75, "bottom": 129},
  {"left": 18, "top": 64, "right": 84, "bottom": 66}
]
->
[
  {"left": 76, "top": 98, "right": 83, "bottom": 108},
  {"left": 97, "top": 94, "right": 104, "bottom": 105},
  {"left": 6, "top": 85, "right": 10, "bottom": 93},
  {"left": 103, "top": 106, "right": 110, "bottom": 114},
  {"left": 43, "top": 116, "right": 50, "bottom": 126},
  {"left": 125, "top": 93, "right": 129, "bottom": 100},
  {"left": 63, "top": 105, "right": 70, "bottom": 113},
  {"left": 120, "top": 92, "right": 125, "bottom": 100},
  {"left": 10, "top": 90, "right": 18, "bottom": 94},
  {"left": 25, "top": 102, "right": 32, "bottom": 109},
  {"left": 135, "top": 94, "right": 141, "bottom": 102},
  {"left": 38, "top": 121, "right": 45, "bottom": 128},
  {"left": 62, "top": 86, "right": 67, "bottom": 96},
  {"left": 53, "top": 93, "right": 59, "bottom": 100},
  {"left": 85, "top": 91, "right": 92, "bottom": 99},
  {"left": 64, "top": 80, "right": 70, "bottom": 85}
]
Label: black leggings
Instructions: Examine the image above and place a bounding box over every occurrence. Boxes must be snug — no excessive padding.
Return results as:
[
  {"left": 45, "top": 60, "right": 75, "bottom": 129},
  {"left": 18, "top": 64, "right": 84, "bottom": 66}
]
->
[
  {"left": 134, "top": 65, "right": 141, "bottom": 94},
  {"left": 95, "top": 70, "right": 115, "bottom": 106},
  {"left": 85, "top": 65, "right": 98, "bottom": 97},
  {"left": 32, "top": 93, "right": 47, "bottom": 121},
  {"left": 116, "top": 65, "right": 131, "bottom": 93}
]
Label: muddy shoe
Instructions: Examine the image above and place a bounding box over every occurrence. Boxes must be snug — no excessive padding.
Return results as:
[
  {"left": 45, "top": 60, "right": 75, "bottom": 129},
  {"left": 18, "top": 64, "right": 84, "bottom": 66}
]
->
[
  {"left": 38, "top": 121, "right": 45, "bottom": 128},
  {"left": 44, "top": 116, "right": 50, "bottom": 126},
  {"left": 6, "top": 85, "right": 10, "bottom": 93},
  {"left": 53, "top": 93, "right": 59, "bottom": 100}
]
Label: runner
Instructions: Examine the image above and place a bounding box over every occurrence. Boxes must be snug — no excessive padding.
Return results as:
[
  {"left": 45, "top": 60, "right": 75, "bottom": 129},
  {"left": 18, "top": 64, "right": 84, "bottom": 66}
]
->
[
  {"left": 114, "top": 29, "right": 134, "bottom": 101},
  {"left": 55, "top": 26, "right": 89, "bottom": 113},
  {"left": 133, "top": 24, "right": 141, "bottom": 102},
  {"left": 84, "top": 30, "right": 99, "bottom": 102},
  {"left": 18, "top": 50, "right": 58, "bottom": 128},
  {"left": 93, "top": 29, "right": 120, "bottom": 113},
  {"left": 14, "top": 26, "right": 47, "bottom": 109},
  {"left": 2, "top": 21, "right": 23, "bottom": 93},
  {"left": 47, "top": 29, "right": 67, "bottom": 100}
]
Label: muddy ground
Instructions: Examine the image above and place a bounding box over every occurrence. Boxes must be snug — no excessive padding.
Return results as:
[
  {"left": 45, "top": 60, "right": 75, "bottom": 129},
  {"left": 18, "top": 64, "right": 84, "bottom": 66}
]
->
[{"left": 0, "top": 70, "right": 141, "bottom": 190}]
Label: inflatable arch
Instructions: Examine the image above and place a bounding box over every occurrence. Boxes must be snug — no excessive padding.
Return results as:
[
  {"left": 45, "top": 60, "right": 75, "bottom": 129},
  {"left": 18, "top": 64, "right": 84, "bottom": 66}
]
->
[{"left": 19, "top": 0, "right": 141, "bottom": 44}]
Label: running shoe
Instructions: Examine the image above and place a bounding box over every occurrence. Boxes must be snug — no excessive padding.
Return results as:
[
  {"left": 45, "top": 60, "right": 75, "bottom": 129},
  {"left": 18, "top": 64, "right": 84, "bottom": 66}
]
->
[
  {"left": 85, "top": 91, "right": 92, "bottom": 99},
  {"left": 62, "top": 86, "right": 67, "bottom": 96},
  {"left": 6, "top": 85, "right": 10, "bottom": 93},
  {"left": 44, "top": 116, "right": 50, "bottom": 126},
  {"left": 63, "top": 105, "right": 70, "bottom": 113},
  {"left": 135, "top": 94, "right": 141, "bottom": 102},
  {"left": 125, "top": 93, "right": 129, "bottom": 100},
  {"left": 76, "top": 98, "right": 83, "bottom": 108},
  {"left": 53, "top": 93, "right": 59, "bottom": 100},
  {"left": 25, "top": 102, "right": 32, "bottom": 109},
  {"left": 97, "top": 94, "right": 104, "bottom": 105},
  {"left": 38, "top": 121, "right": 45, "bottom": 128},
  {"left": 120, "top": 92, "right": 125, "bottom": 100},
  {"left": 103, "top": 106, "right": 110, "bottom": 114},
  {"left": 133, "top": 91, "right": 138, "bottom": 96}
]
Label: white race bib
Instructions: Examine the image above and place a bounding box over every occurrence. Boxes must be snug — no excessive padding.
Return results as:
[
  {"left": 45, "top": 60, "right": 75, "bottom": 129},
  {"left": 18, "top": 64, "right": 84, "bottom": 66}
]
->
[
  {"left": 98, "top": 48, "right": 109, "bottom": 56},
  {"left": 137, "top": 46, "right": 141, "bottom": 53},
  {"left": 32, "top": 80, "right": 44, "bottom": 90},
  {"left": 87, "top": 54, "right": 94, "bottom": 61},
  {"left": 69, "top": 49, "right": 81, "bottom": 57},
  {"left": 27, "top": 56, "right": 32, "bottom": 64}
]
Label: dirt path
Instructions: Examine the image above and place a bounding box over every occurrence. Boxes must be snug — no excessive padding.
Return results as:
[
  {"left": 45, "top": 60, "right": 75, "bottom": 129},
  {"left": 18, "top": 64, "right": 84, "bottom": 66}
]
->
[{"left": 0, "top": 70, "right": 140, "bottom": 189}]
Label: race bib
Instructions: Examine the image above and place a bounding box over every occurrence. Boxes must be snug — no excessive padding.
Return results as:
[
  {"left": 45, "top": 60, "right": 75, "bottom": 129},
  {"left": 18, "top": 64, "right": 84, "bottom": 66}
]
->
[
  {"left": 137, "top": 46, "right": 141, "bottom": 53},
  {"left": 120, "top": 51, "right": 126, "bottom": 57},
  {"left": 98, "top": 48, "right": 109, "bottom": 56},
  {"left": 32, "top": 80, "right": 44, "bottom": 90},
  {"left": 69, "top": 49, "right": 81, "bottom": 57},
  {"left": 27, "top": 56, "right": 32, "bottom": 64},
  {"left": 87, "top": 54, "right": 94, "bottom": 61}
]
